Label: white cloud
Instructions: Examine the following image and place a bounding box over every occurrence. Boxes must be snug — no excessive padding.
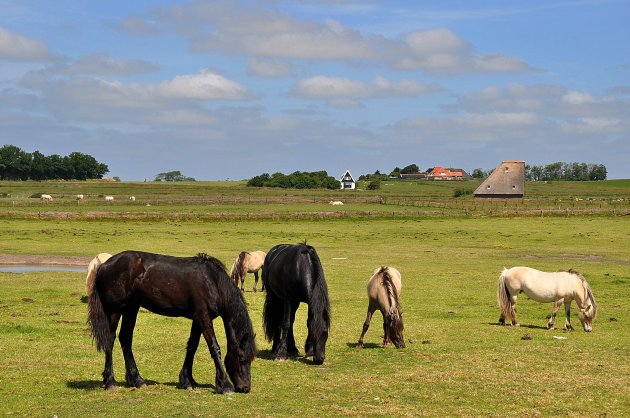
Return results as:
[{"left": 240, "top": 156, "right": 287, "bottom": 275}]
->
[
  {"left": 294, "top": 75, "right": 440, "bottom": 100},
  {"left": 155, "top": 71, "right": 251, "bottom": 100},
  {"left": 122, "top": 3, "right": 533, "bottom": 75},
  {"left": 0, "top": 26, "right": 52, "bottom": 61},
  {"left": 562, "top": 91, "right": 595, "bottom": 105},
  {"left": 247, "top": 59, "right": 294, "bottom": 77}
]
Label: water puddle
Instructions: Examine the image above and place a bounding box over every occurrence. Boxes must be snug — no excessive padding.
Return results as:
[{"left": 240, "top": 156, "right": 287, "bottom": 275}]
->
[{"left": 0, "top": 265, "right": 86, "bottom": 273}]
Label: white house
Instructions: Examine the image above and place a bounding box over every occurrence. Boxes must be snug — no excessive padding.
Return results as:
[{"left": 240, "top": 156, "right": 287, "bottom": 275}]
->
[{"left": 340, "top": 170, "right": 356, "bottom": 190}]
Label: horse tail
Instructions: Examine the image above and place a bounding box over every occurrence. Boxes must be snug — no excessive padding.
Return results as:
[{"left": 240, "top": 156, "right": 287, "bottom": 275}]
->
[
  {"left": 497, "top": 268, "right": 515, "bottom": 323},
  {"left": 262, "top": 288, "right": 283, "bottom": 343},
  {"left": 306, "top": 247, "right": 331, "bottom": 337},
  {"left": 381, "top": 267, "right": 404, "bottom": 342},
  {"left": 87, "top": 275, "right": 112, "bottom": 353},
  {"left": 85, "top": 253, "right": 111, "bottom": 296},
  {"left": 230, "top": 252, "right": 247, "bottom": 284}
]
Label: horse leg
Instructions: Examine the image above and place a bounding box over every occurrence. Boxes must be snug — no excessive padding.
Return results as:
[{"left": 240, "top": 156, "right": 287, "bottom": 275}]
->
[
  {"left": 199, "top": 314, "right": 234, "bottom": 394},
  {"left": 287, "top": 301, "right": 300, "bottom": 357},
  {"left": 253, "top": 271, "right": 259, "bottom": 292},
  {"left": 178, "top": 320, "right": 201, "bottom": 390},
  {"left": 548, "top": 300, "right": 562, "bottom": 330},
  {"left": 273, "top": 300, "right": 292, "bottom": 361},
  {"left": 563, "top": 301, "right": 574, "bottom": 331},
  {"left": 102, "top": 313, "right": 120, "bottom": 390},
  {"left": 381, "top": 311, "right": 391, "bottom": 347},
  {"left": 119, "top": 306, "right": 146, "bottom": 388},
  {"left": 510, "top": 295, "right": 520, "bottom": 326},
  {"left": 357, "top": 307, "right": 375, "bottom": 348}
]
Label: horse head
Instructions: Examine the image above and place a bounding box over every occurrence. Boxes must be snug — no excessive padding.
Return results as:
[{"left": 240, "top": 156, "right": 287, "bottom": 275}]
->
[
  {"left": 578, "top": 304, "right": 594, "bottom": 332},
  {"left": 224, "top": 331, "right": 256, "bottom": 393}
]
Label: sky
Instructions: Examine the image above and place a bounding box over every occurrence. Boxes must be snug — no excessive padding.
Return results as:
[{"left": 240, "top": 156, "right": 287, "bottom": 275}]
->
[{"left": 1, "top": 0, "right": 629, "bottom": 181}]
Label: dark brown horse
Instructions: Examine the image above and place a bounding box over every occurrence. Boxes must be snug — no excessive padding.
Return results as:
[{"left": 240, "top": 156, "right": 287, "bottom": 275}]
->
[
  {"left": 262, "top": 243, "right": 331, "bottom": 365},
  {"left": 87, "top": 251, "right": 256, "bottom": 394}
]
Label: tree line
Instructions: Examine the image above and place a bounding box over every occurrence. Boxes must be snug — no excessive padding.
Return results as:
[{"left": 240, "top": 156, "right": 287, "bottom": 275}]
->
[
  {"left": 0, "top": 145, "right": 109, "bottom": 181},
  {"left": 472, "top": 162, "right": 607, "bottom": 181},
  {"left": 248, "top": 171, "right": 340, "bottom": 189}
]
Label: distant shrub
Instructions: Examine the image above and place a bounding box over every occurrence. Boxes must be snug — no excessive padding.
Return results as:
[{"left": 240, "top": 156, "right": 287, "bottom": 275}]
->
[
  {"left": 367, "top": 180, "right": 381, "bottom": 190},
  {"left": 453, "top": 188, "right": 473, "bottom": 198},
  {"left": 247, "top": 171, "right": 340, "bottom": 190}
]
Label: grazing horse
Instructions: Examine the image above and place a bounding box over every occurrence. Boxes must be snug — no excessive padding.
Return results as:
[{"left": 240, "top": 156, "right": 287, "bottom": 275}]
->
[
  {"left": 357, "top": 266, "right": 405, "bottom": 349},
  {"left": 105, "top": 195, "right": 114, "bottom": 202},
  {"left": 87, "top": 251, "right": 256, "bottom": 393},
  {"left": 262, "top": 243, "right": 330, "bottom": 365},
  {"left": 230, "top": 250, "right": 266, "bottom": 292},
  {"left": 85, "top": 253, "right": 112, "bottom": 296},
  {"left": 497, "top": 266, "right": 598, "bottom": 332},
  {"left": 41, "top": 194, "right": 53, "bottom": 202}
]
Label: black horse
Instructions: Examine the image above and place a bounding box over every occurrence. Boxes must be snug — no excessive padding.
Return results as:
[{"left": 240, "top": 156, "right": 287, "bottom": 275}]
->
[
  {"left": 87, "top": 251, "right": 256, "bottom": 394},
  {"left": 262, "top": 243, "right": 331, "bottom": 365}
]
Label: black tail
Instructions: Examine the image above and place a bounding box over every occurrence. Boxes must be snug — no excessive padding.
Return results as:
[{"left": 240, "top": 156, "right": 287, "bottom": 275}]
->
[
  {"left": 87, "top": 285, "right": 112, "bottom": 352},
  {"left": 262, "top": 289, "right": 283, "bottom": 343}
]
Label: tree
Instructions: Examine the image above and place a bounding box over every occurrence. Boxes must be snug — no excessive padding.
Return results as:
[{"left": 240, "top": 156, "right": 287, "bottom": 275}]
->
[
  {"left": 154, "top": 171, "right": 196, "bottom": 182},
  {"left": 471, "top": 168, "right": 486, "bottom": 179},
  {"left": 400, "top": 164, "right": 420, "bottom": 174}
]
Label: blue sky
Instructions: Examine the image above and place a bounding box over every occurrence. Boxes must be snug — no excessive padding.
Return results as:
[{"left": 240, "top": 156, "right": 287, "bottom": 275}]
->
[{"left": 1, "top": 0, "right": 628, "bottom": 180}]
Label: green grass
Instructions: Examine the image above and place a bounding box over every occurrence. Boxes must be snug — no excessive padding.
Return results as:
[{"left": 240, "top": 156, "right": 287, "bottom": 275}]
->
[{"left": 0, "top": 180, "right": 629, "bottom": 416}]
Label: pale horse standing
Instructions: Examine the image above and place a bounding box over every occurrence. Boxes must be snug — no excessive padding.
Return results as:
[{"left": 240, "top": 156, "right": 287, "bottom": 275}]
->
[
  {"left": 357, "top": 266, "right": 405, "bottom": 348},
  {"left": 497, "top": 266, "right": 598, "bottom": 332},
  {"left": 230, "top": 251, "right": 266, "bottom": 292}
]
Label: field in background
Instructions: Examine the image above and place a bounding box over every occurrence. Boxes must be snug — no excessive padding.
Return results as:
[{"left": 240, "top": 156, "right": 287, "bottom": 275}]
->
[
  {"left": 1, "top": 179, "right": 629, "bottom": 219},
  {"left": 0, "top": 180, "right": 629, "bottom": 416}
]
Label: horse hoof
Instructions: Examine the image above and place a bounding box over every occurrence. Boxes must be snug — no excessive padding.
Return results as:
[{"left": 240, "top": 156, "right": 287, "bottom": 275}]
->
[
  {"left": 104, "top": 384, "right": 118, "bottom": 391},
  {"left": 357, "top": 342, "right": 364, "bottom": 348}
]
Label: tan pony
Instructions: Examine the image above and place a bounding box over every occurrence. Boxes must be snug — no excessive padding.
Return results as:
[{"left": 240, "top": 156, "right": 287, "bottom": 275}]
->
[
  {"left": 85, "top": 253, "right": 112, "bottom": 297},
  {"left": 230, "top": 250, "right": 266, "bottom": 292},
  {"left": 357, "top": 266, "right": 405, "bottom": 348},
  {"left": 497, "top": 266, "right": 598, "bottom": 332}
]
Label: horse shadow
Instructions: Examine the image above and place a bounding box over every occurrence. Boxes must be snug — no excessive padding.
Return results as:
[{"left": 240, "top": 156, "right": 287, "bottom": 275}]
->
[
  {"left": 488, "top": 322, "right": 547, "bottom": 330},
  {"left": 66, "top": 379, "right": 215, "bottom": 391},
  {"left": 345, "top": 342, "right": 381, "bottom": 349},
  {"left": 256, "top": 349, "right": 319, "bottom": 365}
]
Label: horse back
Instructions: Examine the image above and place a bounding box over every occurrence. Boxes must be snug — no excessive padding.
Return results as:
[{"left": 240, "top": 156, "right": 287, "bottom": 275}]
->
[
  {"left": 367, "top": 267, "right": 401, "bottom": 312},
  {"left": 97, "top": 251, "right": 220, "bottom": 318},
  {"left": 264, "top": 244, "right": 320, "bottom": 303},
  {"left": 505, "top": 266, "right": 579, "bottom": 302}
]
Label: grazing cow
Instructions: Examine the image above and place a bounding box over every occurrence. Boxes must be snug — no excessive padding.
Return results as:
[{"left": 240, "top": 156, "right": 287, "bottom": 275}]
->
[
  {"left": 41, "top": 194, "right": 53, "bottom": 202},
  {"left": 105, "top": 196, "right": 114, "bottom": 202},
  {"left": 129, "top": 196, "right": 136, "bottom": 202}
]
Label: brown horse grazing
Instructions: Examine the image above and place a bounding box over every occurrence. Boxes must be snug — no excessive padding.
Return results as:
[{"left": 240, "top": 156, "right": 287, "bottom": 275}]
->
[
  {"left": 357, "top": 266, "right": 405, "bottom": 348},
  {"left": 230, "top": 250, "right": 266, "bottom": 292},
  {"left": 87, "top": 251, "right": 256, "bottom": 394},
  {"left": 85, "top": 253, "right": 112, "bottom": 297}
]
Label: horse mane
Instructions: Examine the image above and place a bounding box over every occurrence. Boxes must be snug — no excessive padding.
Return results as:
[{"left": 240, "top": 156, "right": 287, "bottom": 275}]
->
[
  {"left": 567, "top": 269, "right": 598, "bottom": 319},
  {"left": 305, "top": 245, "right": 331, "bottom": 337},
  {"left": 230, "top": 252, "right": 248, "bottom": 283},
  {"left": 196, "top": 253, "right": 257, "bottom": 359}
]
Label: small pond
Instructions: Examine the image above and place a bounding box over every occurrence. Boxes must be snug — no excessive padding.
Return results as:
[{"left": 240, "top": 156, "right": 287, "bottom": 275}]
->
[{"left": 0, "top": 265, "right": 86, "bottom": 273}]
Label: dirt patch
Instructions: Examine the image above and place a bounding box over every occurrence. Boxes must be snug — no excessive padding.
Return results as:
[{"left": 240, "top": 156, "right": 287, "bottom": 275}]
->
[{"left": 0, "top": 254, "right": 92, "bottom": 266}]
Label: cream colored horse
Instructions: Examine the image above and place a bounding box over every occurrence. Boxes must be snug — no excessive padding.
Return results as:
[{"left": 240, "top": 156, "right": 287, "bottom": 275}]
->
[
  {"left": 357, "top": 266, "right": 405, "bottom": 348},
  {"left": 230, "top": 250, "right": 266, "bottom": 292},
  {"left": 85, "top": 253, "right": 112, "bottom": 297},
  {"left": 497, "top": 266, "right": 597, "bottom": 332}
]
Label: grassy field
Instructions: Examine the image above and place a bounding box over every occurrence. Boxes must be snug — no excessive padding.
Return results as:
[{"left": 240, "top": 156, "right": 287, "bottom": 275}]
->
[{"left": 0, "top": 180, "right": 629, "bottom": 416}]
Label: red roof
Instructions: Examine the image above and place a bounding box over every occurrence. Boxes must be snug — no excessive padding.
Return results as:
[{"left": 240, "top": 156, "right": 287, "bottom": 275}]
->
[{"left": 427, "top": 167, "right": 463, "bottom": 178}]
